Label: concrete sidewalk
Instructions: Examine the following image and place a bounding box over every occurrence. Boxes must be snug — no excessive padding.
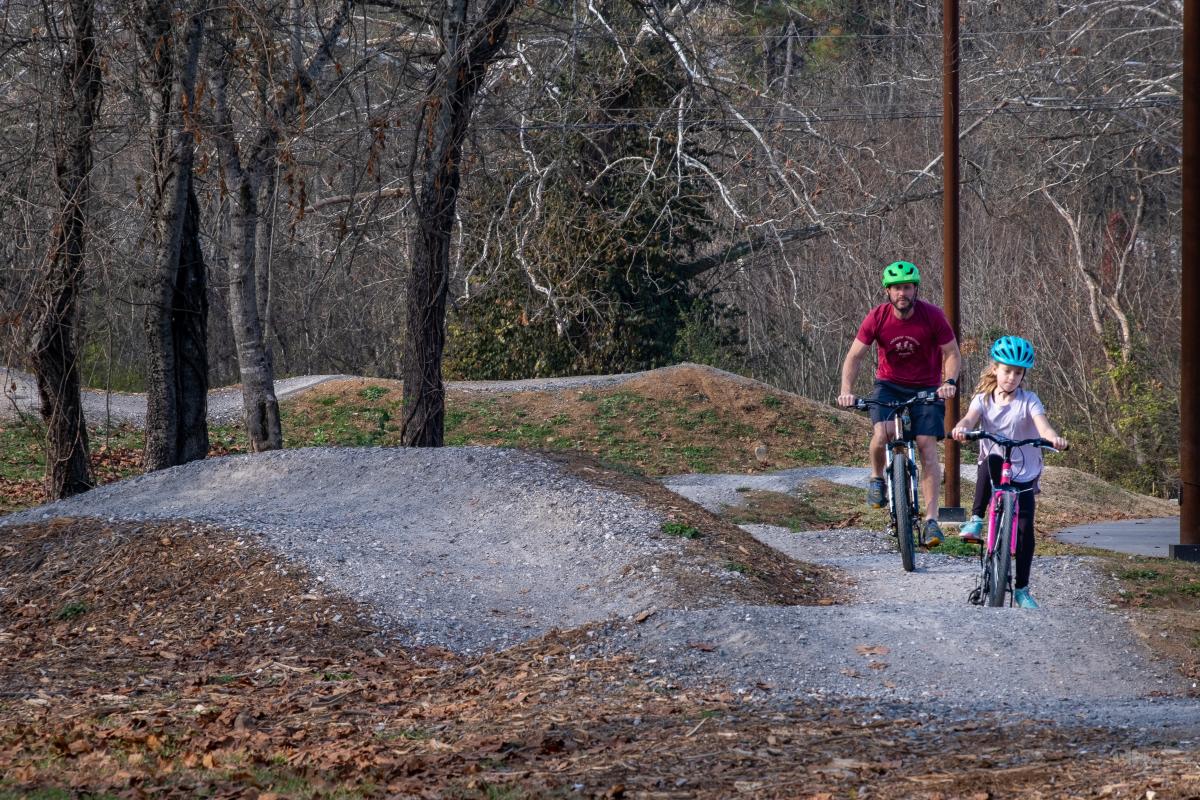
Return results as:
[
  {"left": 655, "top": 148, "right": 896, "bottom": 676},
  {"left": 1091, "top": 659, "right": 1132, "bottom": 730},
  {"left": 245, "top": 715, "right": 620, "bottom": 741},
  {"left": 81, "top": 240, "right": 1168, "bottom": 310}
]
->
[{"left": 1055, "top": 517, "right": 1182, "bottom": 558}]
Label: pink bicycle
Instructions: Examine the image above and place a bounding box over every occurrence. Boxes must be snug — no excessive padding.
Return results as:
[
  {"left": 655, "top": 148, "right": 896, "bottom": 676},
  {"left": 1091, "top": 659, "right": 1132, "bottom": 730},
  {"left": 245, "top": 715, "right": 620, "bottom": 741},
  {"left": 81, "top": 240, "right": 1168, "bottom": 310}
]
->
[{"left": 960, "top": 430, "right": 1065, "bottom": 607}]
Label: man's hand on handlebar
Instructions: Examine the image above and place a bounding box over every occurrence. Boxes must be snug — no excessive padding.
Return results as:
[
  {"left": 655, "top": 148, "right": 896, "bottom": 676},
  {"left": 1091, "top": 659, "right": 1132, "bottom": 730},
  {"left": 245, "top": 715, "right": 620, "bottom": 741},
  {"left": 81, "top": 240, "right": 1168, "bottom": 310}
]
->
[
  {"left": 837, "top": 393, "right": 857, "bottom": 408},
  {"left": 936, "top": 382, "right": 957, "bottom": 401}
]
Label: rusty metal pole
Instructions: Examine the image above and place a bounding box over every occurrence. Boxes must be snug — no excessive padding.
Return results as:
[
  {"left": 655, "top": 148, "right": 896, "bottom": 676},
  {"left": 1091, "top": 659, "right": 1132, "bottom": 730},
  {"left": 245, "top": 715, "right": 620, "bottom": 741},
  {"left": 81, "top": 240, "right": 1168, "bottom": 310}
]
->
[
  {"left": 1175, "top": 0, "right": 1200, "bottom": 560},
  {"left": 942, "top": 0, "right": 962, "bottom": 513}
]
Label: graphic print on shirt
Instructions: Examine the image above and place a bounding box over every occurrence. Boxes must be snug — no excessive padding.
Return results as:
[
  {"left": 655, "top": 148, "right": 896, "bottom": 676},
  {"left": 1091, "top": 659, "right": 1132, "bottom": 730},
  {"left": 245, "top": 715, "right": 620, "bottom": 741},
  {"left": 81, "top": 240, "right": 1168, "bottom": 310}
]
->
[{"left": 889, "top": 335, "right": 920, "bottom": 359}]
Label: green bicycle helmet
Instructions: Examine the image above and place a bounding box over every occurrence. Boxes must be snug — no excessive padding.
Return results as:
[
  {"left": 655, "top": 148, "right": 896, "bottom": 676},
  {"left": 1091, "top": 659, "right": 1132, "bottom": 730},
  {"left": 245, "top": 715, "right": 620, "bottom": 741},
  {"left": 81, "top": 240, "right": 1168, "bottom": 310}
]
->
[
  {"left": 881, "top": 260, "right": 921, "bottom": 287},
  {"left": 990, "top": 335, "right": 1035, "bottom": 369}
]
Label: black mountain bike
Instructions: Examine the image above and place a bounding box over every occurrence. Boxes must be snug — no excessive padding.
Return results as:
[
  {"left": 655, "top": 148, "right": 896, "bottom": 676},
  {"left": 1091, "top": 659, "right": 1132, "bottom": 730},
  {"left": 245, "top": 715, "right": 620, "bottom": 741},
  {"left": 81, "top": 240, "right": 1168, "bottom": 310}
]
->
[{"left": 853, "top": 391, "right": 944, "bottom": 572}]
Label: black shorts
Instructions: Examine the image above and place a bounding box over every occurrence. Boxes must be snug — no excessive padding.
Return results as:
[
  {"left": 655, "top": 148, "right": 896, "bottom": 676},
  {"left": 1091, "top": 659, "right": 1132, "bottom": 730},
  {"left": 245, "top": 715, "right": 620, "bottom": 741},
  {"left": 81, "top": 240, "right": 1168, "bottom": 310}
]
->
[{"left": 868, "top": 380, "right": 945, "bottom": 440}]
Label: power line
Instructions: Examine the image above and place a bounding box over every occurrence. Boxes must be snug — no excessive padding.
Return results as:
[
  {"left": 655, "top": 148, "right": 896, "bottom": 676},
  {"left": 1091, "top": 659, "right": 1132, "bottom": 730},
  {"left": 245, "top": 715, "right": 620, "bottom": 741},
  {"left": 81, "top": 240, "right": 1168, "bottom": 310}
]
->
[
  {"left": 456, "top": 96, "right": 1181, "bottom": 132},
  {"left": 536, "top": 25, "right": 1180, "bottom": 44}
]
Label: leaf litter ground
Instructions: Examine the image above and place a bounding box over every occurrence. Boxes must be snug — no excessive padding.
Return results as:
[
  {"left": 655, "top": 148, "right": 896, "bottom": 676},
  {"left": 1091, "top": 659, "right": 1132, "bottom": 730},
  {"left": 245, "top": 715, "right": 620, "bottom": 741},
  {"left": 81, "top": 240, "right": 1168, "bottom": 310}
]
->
[{"left": 3, "top": 518, "right": 1199, "bottom": 799}]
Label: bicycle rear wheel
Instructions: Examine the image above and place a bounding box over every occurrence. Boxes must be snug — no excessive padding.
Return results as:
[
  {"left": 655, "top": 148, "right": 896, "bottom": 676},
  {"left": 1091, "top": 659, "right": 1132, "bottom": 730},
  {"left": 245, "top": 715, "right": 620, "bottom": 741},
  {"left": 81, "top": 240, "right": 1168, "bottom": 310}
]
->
[
  {"left": 986, "top": 493, "right": 1015, "bottom": 607},
  {"left": 891, "top": 454, "right": 916, "bottom": 572}
]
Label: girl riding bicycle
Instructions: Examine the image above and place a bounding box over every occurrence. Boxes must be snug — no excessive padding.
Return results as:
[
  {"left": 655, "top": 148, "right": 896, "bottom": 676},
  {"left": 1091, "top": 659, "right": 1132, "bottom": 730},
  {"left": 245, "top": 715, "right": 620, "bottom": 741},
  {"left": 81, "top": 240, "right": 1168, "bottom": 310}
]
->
[{"left": 950, "top": 336, "right": 1068, "bottom": 609}]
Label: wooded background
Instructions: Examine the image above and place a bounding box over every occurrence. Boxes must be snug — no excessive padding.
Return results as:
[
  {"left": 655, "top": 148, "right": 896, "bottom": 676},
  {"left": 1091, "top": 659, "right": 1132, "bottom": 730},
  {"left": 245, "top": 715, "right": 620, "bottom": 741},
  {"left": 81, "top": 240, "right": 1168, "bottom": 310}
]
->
[{"left": 0, "top": 0, "right": 1181, "bottom": 497}]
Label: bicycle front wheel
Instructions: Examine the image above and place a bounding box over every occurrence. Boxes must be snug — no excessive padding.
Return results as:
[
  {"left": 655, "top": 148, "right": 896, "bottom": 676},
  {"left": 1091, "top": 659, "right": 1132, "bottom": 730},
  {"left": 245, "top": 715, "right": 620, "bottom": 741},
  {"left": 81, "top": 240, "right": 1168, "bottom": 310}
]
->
[
  {"left": 891, "top": 454, "right": 916, "bottom": 572},
  {"left": 986, "top": 492, "right": 1015, "bottom": 607}
]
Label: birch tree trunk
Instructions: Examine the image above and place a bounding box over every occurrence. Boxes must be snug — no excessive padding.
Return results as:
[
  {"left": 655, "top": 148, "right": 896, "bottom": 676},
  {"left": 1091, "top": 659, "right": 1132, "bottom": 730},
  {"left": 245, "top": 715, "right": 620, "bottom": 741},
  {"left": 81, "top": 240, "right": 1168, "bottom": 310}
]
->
[
  {"left": 31, "top": 0, "right": 102, "bottom": 499},
  {"left": 402, "top": 0, "right": 522, "bottom": 446},
  {"left": 142, "top": 1, "right": 210, "bottom": 470}
]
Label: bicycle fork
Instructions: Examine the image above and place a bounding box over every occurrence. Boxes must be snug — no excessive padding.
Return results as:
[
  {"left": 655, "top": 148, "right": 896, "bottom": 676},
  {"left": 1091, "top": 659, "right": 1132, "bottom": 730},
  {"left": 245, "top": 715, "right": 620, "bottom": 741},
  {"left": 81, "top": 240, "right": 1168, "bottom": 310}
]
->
[{"left": 885, "top": 444, "right": 921, "bottom": 534}]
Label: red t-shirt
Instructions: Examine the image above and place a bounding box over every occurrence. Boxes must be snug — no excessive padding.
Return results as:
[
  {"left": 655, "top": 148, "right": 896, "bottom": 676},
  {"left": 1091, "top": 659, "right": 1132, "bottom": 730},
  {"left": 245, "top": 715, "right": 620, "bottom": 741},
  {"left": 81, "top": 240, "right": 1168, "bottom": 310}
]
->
[{"left": 855, "top": 299, "right": 955, "bottom": 388}]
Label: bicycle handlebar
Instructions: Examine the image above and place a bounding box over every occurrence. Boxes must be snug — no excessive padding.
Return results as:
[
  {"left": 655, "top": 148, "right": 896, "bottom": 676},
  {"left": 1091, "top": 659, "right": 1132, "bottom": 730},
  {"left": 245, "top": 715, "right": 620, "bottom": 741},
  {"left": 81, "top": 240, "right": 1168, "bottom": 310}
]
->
[
  {"left": 959, "top": 429, "right": 1069, "bottom": 452},
  {"left": 853, "top": 390, "right": 943, "bottom": 411}
]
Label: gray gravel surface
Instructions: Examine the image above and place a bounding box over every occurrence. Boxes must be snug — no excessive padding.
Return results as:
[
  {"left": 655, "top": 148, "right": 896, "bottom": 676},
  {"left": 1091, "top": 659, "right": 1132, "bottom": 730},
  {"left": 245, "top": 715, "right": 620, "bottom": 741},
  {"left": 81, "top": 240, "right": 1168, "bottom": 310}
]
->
[
  {"left": 1, "top": 446, "right": 695, "bottom": 654},
  {"left": 600, "top": 521, "right": 1198, "bottom": 744},
  {"left": 1, "top": 366, "right": 350, "bottom": 427}
]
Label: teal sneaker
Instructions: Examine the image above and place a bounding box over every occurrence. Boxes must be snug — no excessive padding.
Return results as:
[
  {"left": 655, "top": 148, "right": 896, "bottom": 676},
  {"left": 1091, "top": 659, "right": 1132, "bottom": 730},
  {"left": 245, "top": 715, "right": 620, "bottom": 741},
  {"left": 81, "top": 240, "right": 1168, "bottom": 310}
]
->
[
  {"left": 1014, "top": 587, "right": 1039, "bottom": 609},
  {"left": 959, "top": 515, "right": 984, "bottom": 544}
]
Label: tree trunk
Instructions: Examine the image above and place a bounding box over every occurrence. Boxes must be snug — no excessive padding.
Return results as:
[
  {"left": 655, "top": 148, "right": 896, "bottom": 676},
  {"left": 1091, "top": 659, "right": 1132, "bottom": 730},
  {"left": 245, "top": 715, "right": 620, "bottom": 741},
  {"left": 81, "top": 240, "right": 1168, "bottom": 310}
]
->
[
  {"left": 228, "top": 178, "right": 282, "bottom": 451},
  {"left": 256, "top": 164, "right": 278, "bottom": 379},
  {"left": 143, "top": 2, "right": 210, "bottom": 471},
  {"left": 31, "top": 0, "right": 102, "bottom": 499},
  {"left": 205, "top": 1, "right": 352, "bottom": 451},
  {"left": 402, "top": 0, "right": 521, "bottom": 446},
  {"left": 206, "top": 12, "right": 281, "bottom": 452}
]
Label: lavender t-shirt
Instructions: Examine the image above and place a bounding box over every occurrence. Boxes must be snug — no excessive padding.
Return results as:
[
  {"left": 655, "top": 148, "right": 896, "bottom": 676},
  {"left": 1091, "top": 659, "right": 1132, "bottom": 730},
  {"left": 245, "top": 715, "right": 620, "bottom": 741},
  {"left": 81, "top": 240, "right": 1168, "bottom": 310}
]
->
[{"left": 969, "top": 388, "right": 1047, "bottom": 483}]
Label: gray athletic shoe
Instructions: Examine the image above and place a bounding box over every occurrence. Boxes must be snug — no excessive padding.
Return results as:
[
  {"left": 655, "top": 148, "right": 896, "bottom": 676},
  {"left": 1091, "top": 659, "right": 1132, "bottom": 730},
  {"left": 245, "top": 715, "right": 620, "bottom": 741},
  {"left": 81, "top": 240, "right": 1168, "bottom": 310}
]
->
[
  {"left": 866, "top": 477, "right": 886, "bottom": 508},
  {"left": 922, "top": 518, "right": 943, "bottom": 548}
]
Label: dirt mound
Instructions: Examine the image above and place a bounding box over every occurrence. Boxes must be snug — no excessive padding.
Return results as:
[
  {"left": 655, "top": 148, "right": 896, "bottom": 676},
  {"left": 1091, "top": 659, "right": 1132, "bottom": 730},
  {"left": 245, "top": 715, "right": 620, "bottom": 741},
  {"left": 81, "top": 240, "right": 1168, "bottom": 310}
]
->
[
  {"left": 1037, "top": 465, "right": 1179, "bottom": 532},
  {"left": 1, "top": 447, "right": 834, "bottom": 653},
  {"left": 443, "top": 364, "right": 869, "bottom": 476}
]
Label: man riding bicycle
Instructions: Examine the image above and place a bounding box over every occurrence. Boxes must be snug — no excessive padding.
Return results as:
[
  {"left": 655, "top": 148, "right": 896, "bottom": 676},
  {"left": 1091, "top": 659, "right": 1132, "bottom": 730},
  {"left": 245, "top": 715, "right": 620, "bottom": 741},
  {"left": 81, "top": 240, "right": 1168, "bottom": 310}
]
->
[{"left": 836, "top": 261, "right": 961, "bottom": 547}]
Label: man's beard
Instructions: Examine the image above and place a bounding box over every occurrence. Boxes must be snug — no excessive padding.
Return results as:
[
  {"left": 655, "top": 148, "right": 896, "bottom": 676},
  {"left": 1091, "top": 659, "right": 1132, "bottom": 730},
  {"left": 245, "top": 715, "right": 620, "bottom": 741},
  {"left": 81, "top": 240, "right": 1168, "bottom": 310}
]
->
[{"left": 891, "top": 296, "right": 912, "bottom": 311}]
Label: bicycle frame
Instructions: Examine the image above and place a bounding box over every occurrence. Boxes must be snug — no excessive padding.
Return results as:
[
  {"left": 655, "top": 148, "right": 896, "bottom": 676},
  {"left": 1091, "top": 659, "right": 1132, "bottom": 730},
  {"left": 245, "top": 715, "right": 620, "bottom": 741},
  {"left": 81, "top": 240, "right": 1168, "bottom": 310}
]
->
[{"left": 985, "top": 459, "right": 1020, "bottom": 560}]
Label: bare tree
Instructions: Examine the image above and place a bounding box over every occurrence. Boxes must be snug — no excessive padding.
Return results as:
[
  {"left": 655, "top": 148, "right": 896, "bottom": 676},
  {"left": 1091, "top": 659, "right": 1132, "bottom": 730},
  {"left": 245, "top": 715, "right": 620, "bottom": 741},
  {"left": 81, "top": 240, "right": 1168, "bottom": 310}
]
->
[
  {"left": 401, "top": 0, "right": 522, "bottom": 445},
  {"left": 141, "top": 0, "right": 210, "bottom": 470},
  {"left": 31, "top": 0, "right": 103, "bottom": 498}
]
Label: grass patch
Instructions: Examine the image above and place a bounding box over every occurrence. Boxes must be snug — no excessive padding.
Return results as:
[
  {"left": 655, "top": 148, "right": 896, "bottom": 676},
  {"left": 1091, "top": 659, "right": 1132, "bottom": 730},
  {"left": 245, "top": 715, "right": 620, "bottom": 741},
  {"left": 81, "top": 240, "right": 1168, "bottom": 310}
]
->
[
  {"left": 721, "top": 481, "right": 888, "bottom": 532},
  {"left": 1110, "top": 556, "right": 1200, "bottom": 608},
  {"left": 928, "top": 537, "right": 979, "bottom": 557},
  {"left": 661, "top": 521, "right": 701, "bottom": 539},
  {"left": 384, "top": 369, "right": 867, "bottom": 476},
  {"left": 54, "top": 601, "right": 89, "bottom": 621}
]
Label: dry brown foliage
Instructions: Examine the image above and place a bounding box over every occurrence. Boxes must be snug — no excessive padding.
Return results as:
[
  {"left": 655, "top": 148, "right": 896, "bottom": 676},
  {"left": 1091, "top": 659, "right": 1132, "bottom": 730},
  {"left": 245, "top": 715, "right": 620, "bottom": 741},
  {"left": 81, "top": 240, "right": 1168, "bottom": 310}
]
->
[{"left": 2, "top": 518, "right": 1199, "bottom": 798}]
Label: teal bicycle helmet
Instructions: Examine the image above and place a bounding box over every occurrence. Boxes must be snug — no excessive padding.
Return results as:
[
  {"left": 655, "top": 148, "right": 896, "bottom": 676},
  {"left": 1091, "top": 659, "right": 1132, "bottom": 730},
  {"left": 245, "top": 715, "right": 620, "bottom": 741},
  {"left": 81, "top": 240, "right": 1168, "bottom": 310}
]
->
[
  {"left": 990, "top": 335, "right": 1035, "bottom": 368},
  {"left": 881, "top": 261, "right": 921, "bottom": 287}
]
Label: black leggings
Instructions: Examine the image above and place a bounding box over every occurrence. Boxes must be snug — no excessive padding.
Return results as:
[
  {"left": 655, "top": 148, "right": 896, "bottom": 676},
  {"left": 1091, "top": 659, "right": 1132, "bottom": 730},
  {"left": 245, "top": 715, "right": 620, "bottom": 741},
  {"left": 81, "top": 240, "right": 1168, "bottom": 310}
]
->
[{"left": 971, "top": 455, "right": 1036, "bottom": 590}]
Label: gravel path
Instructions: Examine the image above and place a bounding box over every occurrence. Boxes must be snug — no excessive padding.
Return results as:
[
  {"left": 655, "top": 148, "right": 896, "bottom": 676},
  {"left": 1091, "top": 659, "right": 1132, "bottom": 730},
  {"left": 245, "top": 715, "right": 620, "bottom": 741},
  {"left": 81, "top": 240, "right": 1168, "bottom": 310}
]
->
[
  {"left": 1, "top": 363, "right": 736, "bottom": 427},
  {"left": 601, "top": 520, "right": 1196, "bottom": 743},
  {"left": 1, "top": 366, "right": 350, "bottom": 427}
]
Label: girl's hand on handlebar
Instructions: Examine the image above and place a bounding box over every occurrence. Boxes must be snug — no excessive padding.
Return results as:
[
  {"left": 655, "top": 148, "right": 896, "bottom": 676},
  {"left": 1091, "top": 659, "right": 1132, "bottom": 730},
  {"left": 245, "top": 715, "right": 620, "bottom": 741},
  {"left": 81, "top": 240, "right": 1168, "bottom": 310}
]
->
[
  {"left": 1050, "top": 436, "right": 1068, "bottom": 451},
  {"left": 951, "top": 427, "right": 969, "bottom": 442},
  {"left": 837, "top": 393, "right": 857, "bottom": 407}
]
